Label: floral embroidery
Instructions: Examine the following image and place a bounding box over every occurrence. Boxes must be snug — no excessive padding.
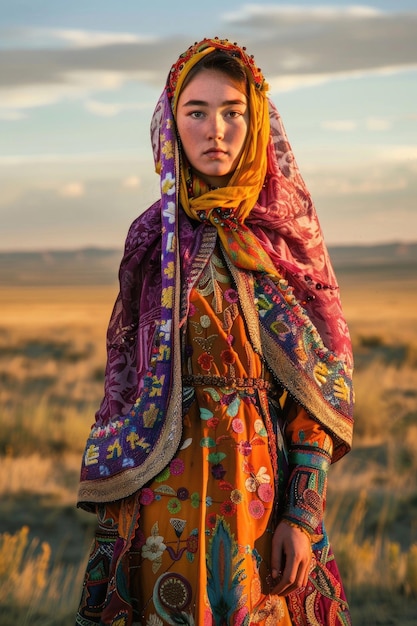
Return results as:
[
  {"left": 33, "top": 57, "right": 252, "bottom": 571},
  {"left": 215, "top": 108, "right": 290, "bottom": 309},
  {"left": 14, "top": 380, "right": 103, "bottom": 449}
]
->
[
  {"left": 232, "top": 418, "right": 244, "bottom": 433},
  {"left": 170, "top": 458, "right": 185, "bottom": 475},
  {"left": 186, "top": 532, "right": 199, "bottom": 554},
  {"left": 258, "top": 483, "right": 274, "bottom": 503},
  {"left": 164, "top": 260, "right": 174, "bottom": 279},
  {"left": 220, "top": 348, "right": 235, "bottom": 365},
  {"left": 155, "top": 467, "right": 170, "bottom": 482},
  {"left": 200, "top": 314, "right": 211, "bottom": 328},
  {"left": 211, "top": 463, "right": 226, "bottom": 479},
  {"left": 167, "top": 498, "right": 182, "bottom": 514},
  {"left": 140, "top": 488, "right": 155, "bottom": 505},
  {"left": 197, "top": 352, "right": 214, "bottom": 371},
  {"left": 224, "top": 288, "right": 239, "bottom": 303},
  {"left": 254, "top": 418, "right": 267, "bottom": 436},
  {"left": 220, "top": 390, "right": 241, "bottom": 416},
  {"left": 206, "top": 512, "right": 217, "bottom": 529},
  {"left": 238, "top": 440, "right": 252, "bottom": 456},
  {"left": 230, "top": 489, "right": 243, "bottom": 504},
  {"left": 248, "top": 499, "right": 265, "bottom": 519},
  {"left": 177, "top": 487, "right": 189, "bottom": 501},
  {"left": 161, "top": 172, "right": 175, "bottom": 195},
  {"left": 206, "top": 416, "right": 220, "bottom": 429},
  {"left": 220, "top": 500, "right": 237, "bottom": 516},
  {"left": 161, "top": 286, "right": 173, "bottom": 308},
  {"left": 146, "top": 614, "right": 163, "bottom": 626},
  {"left": 161, "top": 139, "right": 173, "bottom": 160},
  {"left": 245, "top": 466, "right": 271, "bottom": 493},
  {"left": 251, "top": 594, "right": 285, "bottom": 623},
  {"left": 190, "top": 492, "right": 200, "bottom": 508},
  {"left": 142, "top": 523, "right": 166, "bottom": 563}
]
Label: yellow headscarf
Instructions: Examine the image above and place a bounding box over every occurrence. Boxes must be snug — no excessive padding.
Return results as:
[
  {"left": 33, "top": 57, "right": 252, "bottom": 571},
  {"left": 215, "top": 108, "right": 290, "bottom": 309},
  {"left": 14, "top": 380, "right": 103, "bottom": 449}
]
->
[{"left": 169, "top": 38, "right": 277, "bottom": 274}]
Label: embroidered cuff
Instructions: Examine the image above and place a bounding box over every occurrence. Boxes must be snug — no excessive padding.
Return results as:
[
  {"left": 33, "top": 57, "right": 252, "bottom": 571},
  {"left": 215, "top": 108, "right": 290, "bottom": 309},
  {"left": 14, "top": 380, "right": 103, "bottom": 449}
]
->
[{"left": 282, "top": 445, "right": 331, "bottom": 534}]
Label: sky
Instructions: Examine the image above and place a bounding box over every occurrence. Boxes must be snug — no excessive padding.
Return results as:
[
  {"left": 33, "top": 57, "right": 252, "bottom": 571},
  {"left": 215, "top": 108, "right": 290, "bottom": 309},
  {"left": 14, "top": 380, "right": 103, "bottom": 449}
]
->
[{"left": 1, "top": 0, "right": 416, "bottom": 250}]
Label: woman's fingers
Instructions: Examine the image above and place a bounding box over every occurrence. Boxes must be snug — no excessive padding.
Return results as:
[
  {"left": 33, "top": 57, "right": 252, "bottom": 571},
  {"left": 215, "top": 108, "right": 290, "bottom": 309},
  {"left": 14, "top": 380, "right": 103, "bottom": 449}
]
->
[{"left": 269, "top": 521, "right": 312, "bottom": 596}]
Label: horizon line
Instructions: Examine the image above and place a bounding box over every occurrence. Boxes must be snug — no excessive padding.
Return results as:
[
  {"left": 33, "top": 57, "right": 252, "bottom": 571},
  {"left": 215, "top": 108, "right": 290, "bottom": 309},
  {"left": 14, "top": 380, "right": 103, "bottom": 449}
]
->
[{"left": 0, "top": 239, "right": 416, "bottom": 254}]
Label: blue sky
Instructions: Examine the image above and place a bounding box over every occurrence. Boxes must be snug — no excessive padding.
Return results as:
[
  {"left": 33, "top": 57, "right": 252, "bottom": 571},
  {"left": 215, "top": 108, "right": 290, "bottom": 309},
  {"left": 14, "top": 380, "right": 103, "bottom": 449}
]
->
[{"left": 1, "top": 1, "right": 416, "bottom": 250}]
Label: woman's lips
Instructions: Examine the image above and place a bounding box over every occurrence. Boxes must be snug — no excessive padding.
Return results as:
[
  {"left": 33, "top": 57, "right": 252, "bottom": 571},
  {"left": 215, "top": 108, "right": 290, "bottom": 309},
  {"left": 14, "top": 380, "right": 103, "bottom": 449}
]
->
[{"left": 204, "top": 149, "right": 226, "bottom": 157}]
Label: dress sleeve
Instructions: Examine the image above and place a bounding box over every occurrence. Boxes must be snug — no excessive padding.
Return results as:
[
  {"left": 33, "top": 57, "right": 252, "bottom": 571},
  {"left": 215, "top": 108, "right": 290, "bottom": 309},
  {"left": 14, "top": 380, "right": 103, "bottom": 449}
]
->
[{"left": 281, "top": 394, "right": 334, "bottom": 535}]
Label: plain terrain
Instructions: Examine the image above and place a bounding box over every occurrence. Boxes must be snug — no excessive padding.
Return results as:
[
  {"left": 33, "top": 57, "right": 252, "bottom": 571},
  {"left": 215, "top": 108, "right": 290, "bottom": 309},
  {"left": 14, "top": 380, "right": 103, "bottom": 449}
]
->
[{"left": 1, "top": 244, "right": 417, "bottom": 625}]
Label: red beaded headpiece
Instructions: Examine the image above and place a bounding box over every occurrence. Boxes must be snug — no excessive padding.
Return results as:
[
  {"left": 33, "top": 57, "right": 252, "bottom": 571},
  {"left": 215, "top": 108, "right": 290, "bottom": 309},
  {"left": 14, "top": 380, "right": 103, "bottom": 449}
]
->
[{"left": 167, "top": 37, "right": 266, "bottom": 100}]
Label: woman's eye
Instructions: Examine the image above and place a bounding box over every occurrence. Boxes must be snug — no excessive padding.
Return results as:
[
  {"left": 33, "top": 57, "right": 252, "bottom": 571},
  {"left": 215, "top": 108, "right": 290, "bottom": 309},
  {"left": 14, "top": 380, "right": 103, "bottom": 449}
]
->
[{"left": 190, "top": 111, "right": 204, "bottom": 119}]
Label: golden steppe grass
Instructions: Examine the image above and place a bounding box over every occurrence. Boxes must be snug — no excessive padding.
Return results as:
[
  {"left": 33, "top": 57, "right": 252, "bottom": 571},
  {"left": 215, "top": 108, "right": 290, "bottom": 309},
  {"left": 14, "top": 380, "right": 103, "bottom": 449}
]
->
[{"left": 1, "top": 272, "right": 417, "bottom": 625}]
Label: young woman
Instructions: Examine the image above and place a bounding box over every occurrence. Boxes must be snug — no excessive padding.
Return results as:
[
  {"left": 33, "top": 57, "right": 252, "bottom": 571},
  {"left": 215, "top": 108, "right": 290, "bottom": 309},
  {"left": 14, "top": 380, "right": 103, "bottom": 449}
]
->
[{"left": 76, "top": 38, "right": 354, "bottom": 626}]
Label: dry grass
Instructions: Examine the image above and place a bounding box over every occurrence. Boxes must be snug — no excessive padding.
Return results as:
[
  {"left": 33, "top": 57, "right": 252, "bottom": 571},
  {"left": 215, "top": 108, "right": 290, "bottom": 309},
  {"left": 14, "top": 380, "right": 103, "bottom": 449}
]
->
[
  {"left": 1, "top": 275, "right": 417, "bottom": 624},
  {"left": 0, "top": 526, "right": 88, "bottom": 626},
  {"left": 0, "top": 453, "right": 81, "bottom": 500}
]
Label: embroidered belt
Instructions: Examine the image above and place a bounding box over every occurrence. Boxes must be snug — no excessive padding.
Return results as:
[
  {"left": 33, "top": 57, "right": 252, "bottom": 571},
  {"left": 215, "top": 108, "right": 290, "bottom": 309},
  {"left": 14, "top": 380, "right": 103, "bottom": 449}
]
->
[{"left": 182, "top": 374, "right": 272, "bottom": 390}]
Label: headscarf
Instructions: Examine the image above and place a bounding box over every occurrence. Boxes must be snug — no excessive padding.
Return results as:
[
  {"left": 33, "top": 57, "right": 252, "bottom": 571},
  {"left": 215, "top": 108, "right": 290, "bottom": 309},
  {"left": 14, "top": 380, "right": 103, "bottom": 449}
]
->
[
  {"left": 156, "top": 39, "right": 276, "bottom": 276},
  {"left": 78, "top": 38, "right": 353, "bottom": 508}
]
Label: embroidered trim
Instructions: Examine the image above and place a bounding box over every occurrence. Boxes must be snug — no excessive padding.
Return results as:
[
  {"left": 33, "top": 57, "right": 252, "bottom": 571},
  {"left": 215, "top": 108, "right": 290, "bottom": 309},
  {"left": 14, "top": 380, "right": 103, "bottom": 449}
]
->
[
  {"left": 283, "top": 461, "right": 328, "bottom": 534},
  {"left": 180, "top": 224, "right": 217, "bottom": 325},
  {"left": 221, "top": 244, "right": 264, "bottom": 356},
  {"left": 182, "top": 374, "right": 272, "bottom": 390},
  {"left": 281, "top": 518, "right": 314, "bottom": 541},
  {"left": 288, "top": 447, "right": 331, "bottom": 472}
]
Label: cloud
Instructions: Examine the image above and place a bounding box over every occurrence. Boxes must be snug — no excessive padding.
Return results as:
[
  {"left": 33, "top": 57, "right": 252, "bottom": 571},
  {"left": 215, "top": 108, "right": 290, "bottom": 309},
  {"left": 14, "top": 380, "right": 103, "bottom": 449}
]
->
[
  {"left": 59, "top": 182, "right": 85, "bottom": 197},
  {"left": 268, "top": 63, "right": 417, "bottom": 93},
  {"left": 320, "top": 116, "right": 393, "bottom": 133},
  {"left": 305, "top": 155, "right": 417, "bottom": 198},
  {"left": 223, "top": 4, "right": 383, "bottom": 23},
  {"left": 304, "top": 157, "right": 417, "bottom": 244},
  {"left": 0, "top": 26, "right": 155, "bottom": 50},
  {"left": 0, "top": 6, "right": 416, "bottom": 111},
  {"left": 0, "top": 109, "right": 26, "bottom": 121},
  {"left": 365, "top": 117, "right": 392, "bottom": 132},
  {"left": 223, "top": 5, "right": 417, "bottom": 80},
  {"left": 40, "top": 28, "right": 155, "bottom": 49},
  {"left": 84, "top": 99, "right": 150, "bottom": 117},
  {"left": 316, "top": 176, "right": 409, "bottom": 196},
  {"left": 122, "top": 175, "right": 140, "bottom": 188},
  {"left": 0, "top": 176, "right": 155, "bottom": 251},
  {"left": 223, "top": 4, "right": 384, "bottom": 25},
  {"left": 321, "top": 119, "right": 358, "bottom": 132},
  {"left": 378, "top": 145, "right": 417, "bottom": 163},
  {"left": 0, "top": 70, "right": 156, "bottom": 118},
  {"left": 0, "top": 37, "right": 175, "bottom": 89}
]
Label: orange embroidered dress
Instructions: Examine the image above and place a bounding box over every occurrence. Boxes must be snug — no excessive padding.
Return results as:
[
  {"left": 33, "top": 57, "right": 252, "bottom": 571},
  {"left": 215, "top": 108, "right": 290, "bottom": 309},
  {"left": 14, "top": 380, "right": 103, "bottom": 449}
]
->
[
  {"left": 136, "top": 246, "right": 292, "bottom": 624},
  {"left": 83, "top": 246, "right": 335, "bottom": 626}
]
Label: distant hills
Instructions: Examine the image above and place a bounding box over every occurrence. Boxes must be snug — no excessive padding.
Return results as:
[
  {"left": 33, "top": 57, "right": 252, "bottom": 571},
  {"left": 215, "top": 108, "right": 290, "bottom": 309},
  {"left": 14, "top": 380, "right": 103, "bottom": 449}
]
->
[
  {"left": 0, "top": 242, "right": 416, "bottom": 286},
  {"left": 0, "top": 248, "right": 121, "bottom": 286}
]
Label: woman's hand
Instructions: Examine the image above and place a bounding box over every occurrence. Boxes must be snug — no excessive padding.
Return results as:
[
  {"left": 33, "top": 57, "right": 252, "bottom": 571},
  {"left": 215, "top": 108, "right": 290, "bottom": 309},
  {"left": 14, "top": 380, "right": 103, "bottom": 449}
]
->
[{"left": 269, "top": 520, "right": 312, "bottom": 596}]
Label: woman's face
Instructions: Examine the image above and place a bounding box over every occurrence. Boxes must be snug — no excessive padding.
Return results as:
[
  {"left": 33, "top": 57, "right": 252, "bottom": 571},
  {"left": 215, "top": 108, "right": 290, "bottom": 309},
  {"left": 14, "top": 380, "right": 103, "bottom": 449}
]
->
[{"left": 176, "top": 69, "right": 249, "bottom": 188}]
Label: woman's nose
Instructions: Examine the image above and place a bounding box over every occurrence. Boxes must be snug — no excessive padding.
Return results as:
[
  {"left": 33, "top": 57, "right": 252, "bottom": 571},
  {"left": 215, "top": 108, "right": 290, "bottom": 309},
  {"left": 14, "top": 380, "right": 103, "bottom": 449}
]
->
[{"left": 207, "top": 114, "right": 224, "bottom": 139}]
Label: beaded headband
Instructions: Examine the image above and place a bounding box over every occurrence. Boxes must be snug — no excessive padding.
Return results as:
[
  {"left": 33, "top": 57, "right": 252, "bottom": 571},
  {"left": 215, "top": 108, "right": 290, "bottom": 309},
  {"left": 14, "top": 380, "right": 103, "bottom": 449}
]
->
[{"left": 167, "top": 37, "right": 267, "bottom": 101}]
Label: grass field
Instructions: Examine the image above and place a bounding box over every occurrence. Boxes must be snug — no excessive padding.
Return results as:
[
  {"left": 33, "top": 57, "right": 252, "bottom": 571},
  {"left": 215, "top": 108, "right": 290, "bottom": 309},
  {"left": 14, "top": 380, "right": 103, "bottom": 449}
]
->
[{"left": 1, "top": 266, "right": 417, "bottom": 625}]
